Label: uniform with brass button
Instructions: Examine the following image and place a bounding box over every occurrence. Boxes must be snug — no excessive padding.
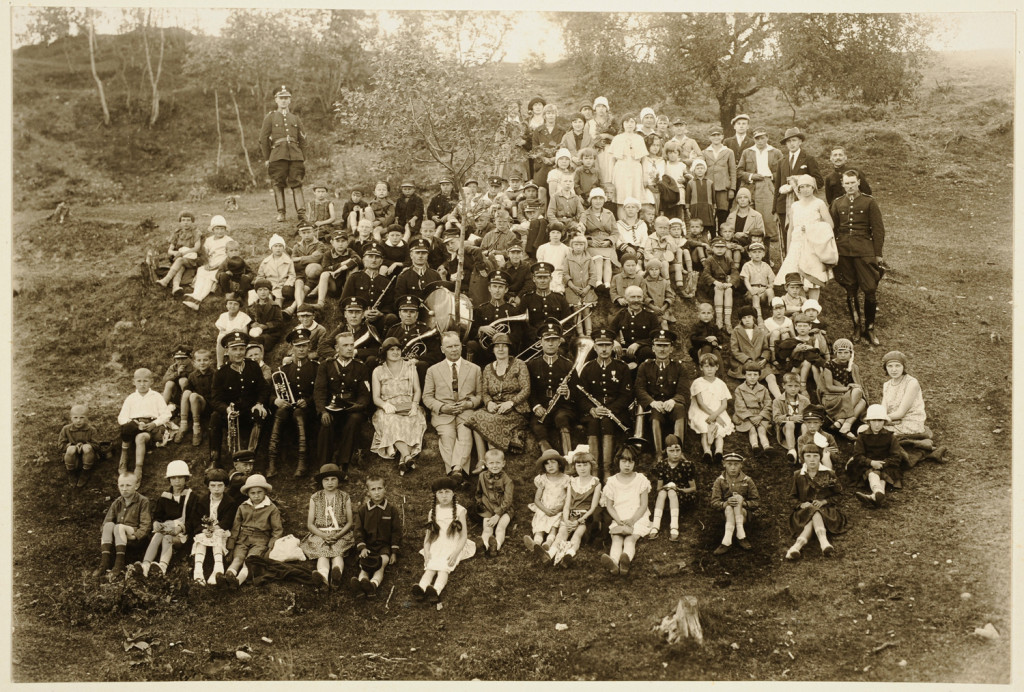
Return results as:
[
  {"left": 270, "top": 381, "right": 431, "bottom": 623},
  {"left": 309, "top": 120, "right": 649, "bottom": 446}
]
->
[{"left": 259, "top": 85, "right": 307, "bottom": 224}]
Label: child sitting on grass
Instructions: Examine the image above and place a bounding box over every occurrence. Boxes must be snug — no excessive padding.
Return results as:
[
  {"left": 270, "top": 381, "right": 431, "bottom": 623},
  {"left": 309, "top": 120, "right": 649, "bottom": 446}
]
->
[
  {"left": 130, "top": 459, "right": 199, "bottom": 580},
  {"left": 156, "top": 210, "right": 201, "bottom": 296},
  {"left": 649, "top": 435, "right": 697, "bottom": 541},
  {"left": 475, "top": 449, "right": 514, "bottom": 558},
  {"left": 688, "top": 353, "right": 733, "bottom": 465},
  {"left": 600, "top": 443, "right": 653, "bottom": 576},
  {"left": 161, "top": 345, "right": 194, "bottom": 441},
  {"left": 301, "top": 463, "right": 355, "bottom": 590},
  {"left": 849, "top": 404, "right": 907, "bottom": 509},
  {"left": 774, "top": 373, "right": 810, "bottom": 464},
  {"left": 253, "top": 234, "right": 297, "bottom": 308},
  {"left": 215, "top": 240, "right": 254, "bottom": 303},
  {"left": 351, "top": 475, "right": 403, "bottom": 597},
  {"left": 548, "top": 449, "right": 601, "bottom": 568},
  {"left": 182, "top": 216, "right": 233, "bottom": 311},
  {"left": 698, "top": 237, "right": 738, "bottom": 332},
  {"left": 58, "top": 404, "right": 99, "bottom": 488},
  {"left": 219, "top": 474, "right": 283, "bottom": 589},
  {"left": 524, "top": 450, "right": 570, "bottom": 563},
  {"left": 611, "top": 253, "right": 647, "bottom": 308},
  {"left": 687, "top": 301, "right": 726, "bottom": 366},
  {"left": 785, "top": 445, "right": 847, "bottom": 560},
  {"left": 732, "top": 362, "right": 773, "bottom": 454},
  {"left": 796, "top": 406, "right": 839, "bottom": 471},
  {"left": 190, "top": 468, "right": 237, "bottom": 585},
  {"left": 248, "top": 279, "right": 285, "bottom": 354},
  {"left": 116, "top": 368, "right": 173, "bottom": 481},
  {"left": 414, "top": 477, "right": 473, "bottom": 604},
  {"left": 779, "top": 273, "right": 807, "bottom": 317},
  {"left": 181, "top": 349, "right": 215, "bottom": 447},
  {"left": 710, "top": 453, "right": 759, "bottom": 555},
  {"left": 93, "top": 473, "right": 151, "bottom": 581}
]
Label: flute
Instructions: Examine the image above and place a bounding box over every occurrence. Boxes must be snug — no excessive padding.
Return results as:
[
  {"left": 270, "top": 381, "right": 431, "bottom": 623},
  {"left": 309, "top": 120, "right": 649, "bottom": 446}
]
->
[{"left": 576, "top": 385, "right": 629, "bottom": 433}]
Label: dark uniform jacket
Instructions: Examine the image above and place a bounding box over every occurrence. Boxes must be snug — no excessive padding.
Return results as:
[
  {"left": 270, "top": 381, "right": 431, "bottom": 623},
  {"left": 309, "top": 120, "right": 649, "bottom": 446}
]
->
[
  {"left": 259, "top": 110, "right": 305, "bottom": 162},
  {"left": 578, "top": 357, "right": 633, "bottom": 417},
  {"left": 527, "top": 354, "right": 577, "bottom": 413},
  {"left": 520, "top": 290, "right": 570, "bottom": 340},
  {"left": 610, "top": 307, "right": 660, "bottom": 347},
  {"left": 472, "top": 300, "right": 526, "bottom": 351},
  {"left": 386, "top": 321, "right": 442, "bottom": 363},
  {"left": 394, "top": 266, "right": 442, "bottom": 302},
  {"left": 824, "top": 166, "right": 872, "bottom": 206},
  {"left": 354, "top": 498, "right": 404, "bottom": 557},
  {"left": 340, "top": 270, "right": 396, "bottom": 315},
  {"left": 279, "top": 358, "right": 318, "bottom": 405},
  {"left": 314, "top": 358, "right": 371, "bottom": 415},
  {"left": 829, "top": 193, "right": 885, "bottom": 258},
  {"left": 211, "top": 360, "right": 272, "bottom": 416},
  {"left": 318, "top": 322, "right": 381, "bottom": 364},
  {"left": 426, "top": 192, "right": 459, "bottom": 225},
  {"left": 635, "top": 358, "right": 689, "bottom": 408}
]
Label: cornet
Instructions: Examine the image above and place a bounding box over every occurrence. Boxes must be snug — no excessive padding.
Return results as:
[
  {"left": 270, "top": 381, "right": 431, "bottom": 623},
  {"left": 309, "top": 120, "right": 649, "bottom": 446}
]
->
[
  {"left": 272, "top": 370, "right": 295, "bottom": 405},
  {"left": 226, "top": 403, "right": 241, "bottom": 454}
]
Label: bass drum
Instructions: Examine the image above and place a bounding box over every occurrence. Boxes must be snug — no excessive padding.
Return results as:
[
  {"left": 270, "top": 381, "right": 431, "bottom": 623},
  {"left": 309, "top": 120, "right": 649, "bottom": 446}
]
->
[{"left": 423, "top": 287, "right": 473, "bottom": 339}]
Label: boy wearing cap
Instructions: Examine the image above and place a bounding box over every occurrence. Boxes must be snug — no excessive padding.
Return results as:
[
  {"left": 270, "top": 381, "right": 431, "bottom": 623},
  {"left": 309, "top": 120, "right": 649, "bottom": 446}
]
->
[
  {"left": 634, "top": 329, "right": 688, "bottom": 453},
  {"left": 426, "top": 178, "right": 459, "bottom": 227},
  {"left": 732, "top": 361, "right": 773, "bottom": 454},
  {"left": 480, "top": 209, "right": 521, "bottom": 264},
  {"left": 131, "top": 459, "right": 200, "bottom": 580},
  {"left": 520, "top": 262, "right": 571, "bottom": 344},
  {"left": 117, "top": 368, "right": 173, "bottom": 480},
  {"left": 610, "top": 285, "right": 659, "bottom": 367},
  {"left": 779, "top": 272, "right": 807, "bottom": 317},
  {"left": 395, "top": 181, "right": 424, "bottom": 235},
  {"left": 849, "top": 405, "right": 906, "bottom": 508},
  {"left": 578, "top": 328, "right": 634, "bottom": 479},
  {"left": 796, "top": 405, "right": 839, "bottom": 471},
  {"left": 226, "top": 450, "right": 256, "bottom": 505},
  {"left": 190, "top": 467, "right": 237, "bottom": 585},
  {"left": 287, "top": 305, "right": 326, "bottom": 361},
  {"left": 286, "top": 224, "right": 326, "bottom": 315},
  {"left": 160, "top": 346, "right": 195, "bottom": 429},
  {"left": 341, "top": 189, "right": 369, "bottom": 232},
  {"left": 311, "top": 231, "right": 360, "bottom": 307},
  {"left": 214, "top": 241, "right": 254, "bottom": 307},
  {"left": 546, "top": 177, "right": 586, "bottom": 235},
  {"left": 306, "top": 184, "right": 337, "bottom": 240},
  {"left": 248, "top": 279, "right": 285, "bottom": 353},
  {"left": 253, "top": 234, "right": 297, "bottom": 308},
  {"left": 703, "top": 126, "right": 737, "bottom": 230},
  {"left": 259, "top": 85, "right": 306, "bottom": 224},
  {"left": 502, "top": 242, "right": 535, "bottom": 305},
  {"left": 740, "top": 241, "right": 775, "bottom": 322},
  {"left": 156, "top": 210, "right": 202, "bottom": 295},
  {"left": 183, "top": 216, "right": 234, "bottom": 310},
  {"left": 341, "top": 242, "right": 397, "bottom": 331},
  {"left": 698, "top": 236, "right": 740, "bottom": 333},
  {"left": 668, "top": 119, "right": 703, "bottom": 169},
  {"left": 724, "top": 113, "right": 752, "bottom": 162},
  {"left": 209, "top": 331, "right": 272, "bottom": 469},
  {"left": 245, "top": 341, "right": 272, "bottom": 385},
  {"left": 710, "top": 453, "right": 760, "bottom": 554},
  {"left": 527, "top": 320, "right": 576, "bottom": 456},
  {"left": 220, "top": 474, "right": 284, "bottom": 588},
  {"left": 379, "top": 224, "right": 410, "bottom": 277},
  {"left": 268, "top": 327, "right": 319, "bottom": 478}
]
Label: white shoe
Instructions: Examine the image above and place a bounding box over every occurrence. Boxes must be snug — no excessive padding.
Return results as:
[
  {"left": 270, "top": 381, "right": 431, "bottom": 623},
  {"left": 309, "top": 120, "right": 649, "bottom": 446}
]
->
[{"left": 182, "top": 298, "right": 199, "bottom": 311}]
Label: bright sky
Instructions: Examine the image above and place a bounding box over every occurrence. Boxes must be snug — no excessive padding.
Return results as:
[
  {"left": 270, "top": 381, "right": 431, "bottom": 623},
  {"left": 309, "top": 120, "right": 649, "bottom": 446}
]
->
[{"left": 10, "top": 9, "right": 1016, "bottom": 57}]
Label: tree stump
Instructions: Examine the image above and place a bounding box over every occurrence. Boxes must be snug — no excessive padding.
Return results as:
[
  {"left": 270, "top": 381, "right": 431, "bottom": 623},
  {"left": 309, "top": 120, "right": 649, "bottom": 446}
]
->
[{"left": 654, "top": 596, "right": 703, "bottom": 645}]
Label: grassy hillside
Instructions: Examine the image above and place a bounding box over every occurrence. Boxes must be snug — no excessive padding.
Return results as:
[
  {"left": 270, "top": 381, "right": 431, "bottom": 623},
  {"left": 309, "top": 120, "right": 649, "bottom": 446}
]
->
[{"left": 10, "top": 48, "right": 1013, "bottom": 682}]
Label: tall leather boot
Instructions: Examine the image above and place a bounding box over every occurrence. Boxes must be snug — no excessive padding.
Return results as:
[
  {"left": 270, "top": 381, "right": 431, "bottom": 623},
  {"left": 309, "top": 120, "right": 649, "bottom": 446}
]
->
[
  {"left": 267, "top": 414, "right": 283, "bottom": 478},
  {"left": 588, "top": 435, "right": 602, "bottom": 480},
  {"left": 274, "top": 187, "right": 287, "bottom": 222},
  {"left": 295, "top": 414, "right": 308, "bottom": 477},
  {"left": 863, "top": 297, "right": 880, "bottom": 346},
  {"left": 560, "top": 428, "right": 573, "bottom": 457},
  {"left": 846, "top": 294, "right": 862, "bottom": 335},
  {"left": 292, "top": 187, "right": 307, "bottom": 224},
  {"left": 601, "top": 434, "right": 616, "bottom": 480}
]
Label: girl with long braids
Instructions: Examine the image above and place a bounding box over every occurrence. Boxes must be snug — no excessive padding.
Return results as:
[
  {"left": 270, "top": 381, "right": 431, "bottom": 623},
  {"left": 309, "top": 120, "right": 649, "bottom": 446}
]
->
[{"left": 413, "top": 477, "right": 474, "bottom": 604}]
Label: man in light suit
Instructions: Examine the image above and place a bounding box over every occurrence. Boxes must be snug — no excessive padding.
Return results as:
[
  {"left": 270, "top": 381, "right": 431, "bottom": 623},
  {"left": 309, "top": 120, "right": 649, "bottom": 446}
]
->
[
  {"left": 737, "top": 128, "right": 784, "bottom": 264},
  {"left": 772, "top": 127, "right": 824, "bottom": 255},
  {"left": 422, "top": 331, "right": 483, "bottom": 482}
]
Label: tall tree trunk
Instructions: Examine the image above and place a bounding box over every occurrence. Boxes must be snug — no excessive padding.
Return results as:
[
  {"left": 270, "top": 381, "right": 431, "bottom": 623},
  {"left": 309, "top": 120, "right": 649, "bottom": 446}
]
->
[
  {"left": 214, "top": 90, "right": 223, "bottom": 171},
  {"left": 142, "top": 12, "right": 164, "bottom": 127},
  {"left": 86, "top": 14, "right": 111, "bottom": 126},
  {"left": 230, "top": 91, "right": 258, "bottom": 189},
  {"left": 717, "top": 95, "right": 738, "bottom": 133}
]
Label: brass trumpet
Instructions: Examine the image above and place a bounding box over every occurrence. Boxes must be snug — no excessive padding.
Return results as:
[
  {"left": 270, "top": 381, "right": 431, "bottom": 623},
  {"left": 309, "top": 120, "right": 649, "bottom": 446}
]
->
[
  {"left": 403, "top": 328, "right": 439, "bottom": 359},
  {"left": 478, "top": 312, "right": 530, "bottom": 349},
  {"left": 227, "top": 403, "right": 241, "bottom": 454},
  {"left": 272, "top": 369, "right": 295, "bottom": 405}
]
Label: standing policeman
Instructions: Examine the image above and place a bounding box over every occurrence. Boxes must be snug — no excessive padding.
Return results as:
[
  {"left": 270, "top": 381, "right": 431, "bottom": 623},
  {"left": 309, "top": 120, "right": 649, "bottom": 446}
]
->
[{"left": 260, "top": 85, "right": 307, "bottom": 225}]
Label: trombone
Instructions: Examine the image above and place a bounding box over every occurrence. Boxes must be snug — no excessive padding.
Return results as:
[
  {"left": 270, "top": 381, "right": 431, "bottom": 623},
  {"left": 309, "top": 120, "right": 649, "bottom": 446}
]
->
[{"left": 517, "top": 302, "right": 597, "bottom": 361}]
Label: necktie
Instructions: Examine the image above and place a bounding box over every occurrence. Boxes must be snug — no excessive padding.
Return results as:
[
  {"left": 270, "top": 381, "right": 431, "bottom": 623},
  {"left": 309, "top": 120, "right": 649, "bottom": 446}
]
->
[
  {"left": 451, "top": 362, "right": 459, "bottom": 396},
  {"left": 790, "top": 154, "right": 797, "bottom": 169}
]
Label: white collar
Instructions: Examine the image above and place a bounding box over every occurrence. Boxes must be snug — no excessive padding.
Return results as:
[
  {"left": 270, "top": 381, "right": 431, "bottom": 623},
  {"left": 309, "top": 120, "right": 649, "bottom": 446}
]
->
[{"left": 245, "top": 497, "right": 272, "bottom": 509}]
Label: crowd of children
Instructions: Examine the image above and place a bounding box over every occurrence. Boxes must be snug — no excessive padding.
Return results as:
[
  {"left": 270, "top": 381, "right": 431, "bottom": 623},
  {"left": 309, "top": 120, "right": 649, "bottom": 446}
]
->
[{"left": 77, "top": 98, "right": 950, "bottom": 599}]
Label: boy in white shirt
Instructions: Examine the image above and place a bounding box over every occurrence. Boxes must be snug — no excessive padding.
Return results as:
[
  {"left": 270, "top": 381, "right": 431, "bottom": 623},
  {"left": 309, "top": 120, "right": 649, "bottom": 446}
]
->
[{"left": 117, "top": 368, "right": 173, "bottom": 480}]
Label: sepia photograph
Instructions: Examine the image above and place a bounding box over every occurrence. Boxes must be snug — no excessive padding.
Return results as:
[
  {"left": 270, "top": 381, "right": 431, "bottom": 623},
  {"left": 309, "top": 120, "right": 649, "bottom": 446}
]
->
[{"left": 8, "top": 6, "right": 1013, "bottom": 683}]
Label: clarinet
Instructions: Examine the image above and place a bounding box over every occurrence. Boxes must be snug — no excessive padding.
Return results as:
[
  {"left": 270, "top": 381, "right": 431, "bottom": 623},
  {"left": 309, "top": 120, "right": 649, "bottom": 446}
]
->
[{"left": 575, "top": 385, "right": 629, "bottom": 433}]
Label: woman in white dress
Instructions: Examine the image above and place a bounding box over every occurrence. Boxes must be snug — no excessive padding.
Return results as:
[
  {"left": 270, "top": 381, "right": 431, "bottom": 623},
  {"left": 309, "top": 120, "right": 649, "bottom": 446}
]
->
[
  {"left": 774, "top": 175, "right": 836, "bottom": 301},
  {"left": 880, "top": 351, "right": 946, "bottom": 464},
  {"left": 600, "top": 444, "right": 653, "bottom": 576},
  {"left": 608, "top": 115, "right": 648, "bottom": 206}
]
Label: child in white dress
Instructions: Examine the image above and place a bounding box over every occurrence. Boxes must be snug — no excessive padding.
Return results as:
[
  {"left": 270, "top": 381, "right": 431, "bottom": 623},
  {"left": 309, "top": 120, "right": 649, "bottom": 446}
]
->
[
  {"left": 600, "top": 443, "right": 653, "bottom": 576},
  {"left": 414, "top": 477, "right": 474, "bottom": 604},
  {"left": 688, "top": 353, "right": 734, "bottom": 465}
]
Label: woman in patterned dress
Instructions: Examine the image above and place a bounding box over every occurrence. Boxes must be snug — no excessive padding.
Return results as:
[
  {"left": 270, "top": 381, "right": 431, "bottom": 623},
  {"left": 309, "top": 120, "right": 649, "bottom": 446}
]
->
[
  {"left": 463, "top": 334, "right": 531, "bottom": 454},
  {"left": 371, "top": 338, "right": 428, "bottom": 475}
]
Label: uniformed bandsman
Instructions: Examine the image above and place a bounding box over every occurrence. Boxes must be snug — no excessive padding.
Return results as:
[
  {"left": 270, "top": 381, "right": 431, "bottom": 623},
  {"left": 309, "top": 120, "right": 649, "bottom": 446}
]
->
[
  {"left": 393, "top": 238, "right": 442, "bottom": 302},
  {"left": 314, "top": 332, "right": 372, "bottom": 480},
  {"left": 268, "top": 327, "right": 318, "bottom": 478},
  {"left": 466, "top": 270, "right": 525, "bottom": 365},
  {"left": 385, "top": 295, "right": 442, "bottom": 383},
  {"left": 520, "top": 262, "right": 570, "bottom": 345},
  {"left": 340, "top": 241, "right": 398, "bottom": 332},
  {"left": 610, "top": 285, "right": 660, "bottom": 367},
  {"left": 502, "top": 242, "right": 535, "bottom": 307},
  {"left": 578, "top": 328, "right": 634, "bottom": 479},
  {"left": 259, "top": 85, "right": 307, "bottom": 224},
  {"left": 209, "top": 330, "right": 272, "bottom": 470},
  {"left": 318, "top": 296, "right": 381, "bottom": 369},
  {"left": 527, "top": 319, "right": 577, "bottom": 455},
  {"left": 634, "top": 329, "right": 689, "bottom": 455}
]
